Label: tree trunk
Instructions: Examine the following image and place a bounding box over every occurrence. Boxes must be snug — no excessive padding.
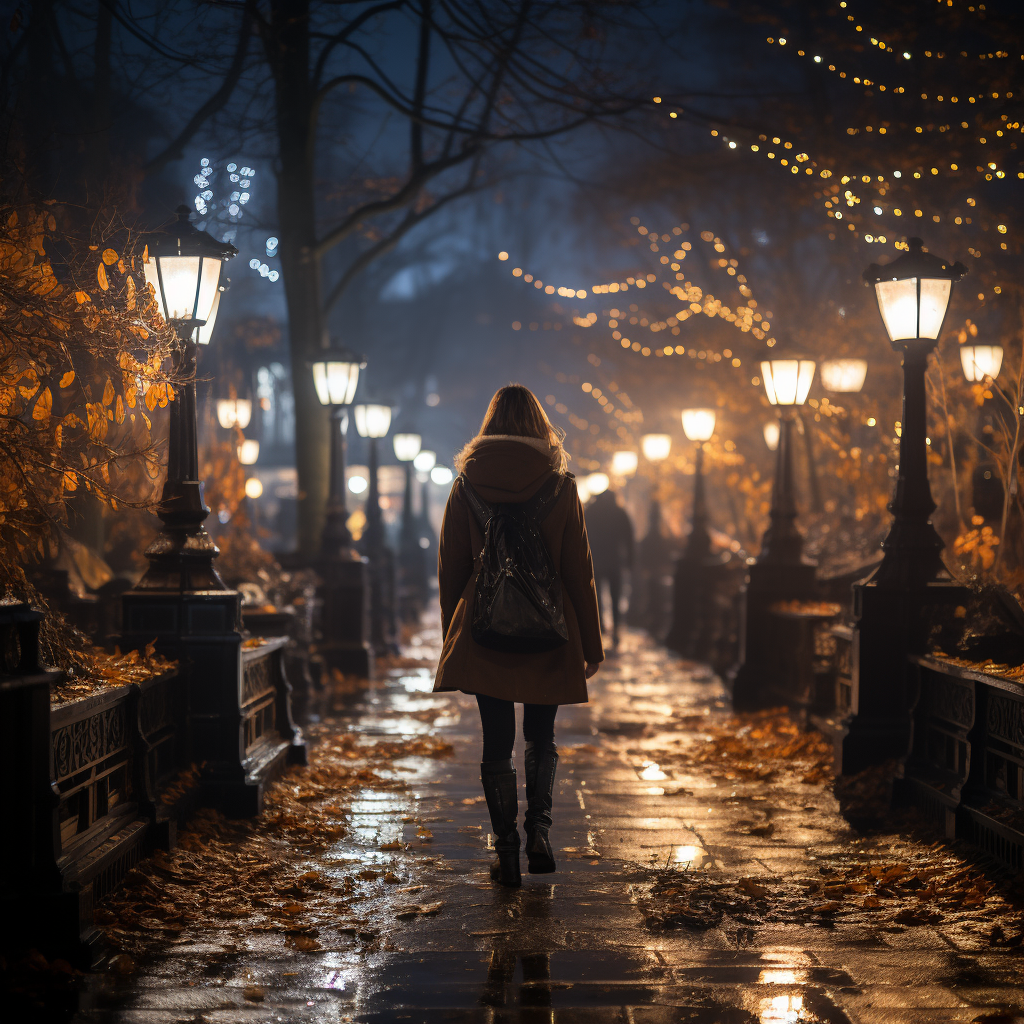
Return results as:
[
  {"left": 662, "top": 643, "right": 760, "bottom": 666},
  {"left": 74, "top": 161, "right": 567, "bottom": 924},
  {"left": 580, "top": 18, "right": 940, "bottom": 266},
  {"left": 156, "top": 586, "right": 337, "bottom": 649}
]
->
[{"left": 266, "top": 0, "right": 329, "bottom": 555}]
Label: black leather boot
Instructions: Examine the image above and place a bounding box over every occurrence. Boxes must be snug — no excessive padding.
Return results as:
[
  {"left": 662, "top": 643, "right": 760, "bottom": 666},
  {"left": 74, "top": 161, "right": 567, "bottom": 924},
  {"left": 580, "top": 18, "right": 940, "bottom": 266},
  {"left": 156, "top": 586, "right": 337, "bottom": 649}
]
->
[
  {"left": 480, "top": 759, "right": 521, "bottom": 887},
  {"left": 524, "top": 740, "right": 558, "bottom": 873}
]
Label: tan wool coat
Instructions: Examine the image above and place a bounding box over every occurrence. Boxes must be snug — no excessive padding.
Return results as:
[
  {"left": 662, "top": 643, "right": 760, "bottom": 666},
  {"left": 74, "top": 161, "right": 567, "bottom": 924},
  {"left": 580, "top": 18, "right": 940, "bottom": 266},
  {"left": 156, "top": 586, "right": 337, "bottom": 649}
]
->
[{"left": 433, "top": 437, "right": 604, "bottom": 704}]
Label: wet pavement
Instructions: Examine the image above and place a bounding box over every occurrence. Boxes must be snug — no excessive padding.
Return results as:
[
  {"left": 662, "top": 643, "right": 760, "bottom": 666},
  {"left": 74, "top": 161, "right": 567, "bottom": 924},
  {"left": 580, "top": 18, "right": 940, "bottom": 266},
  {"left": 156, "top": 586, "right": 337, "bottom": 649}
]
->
[{"left": 72, "top": 626, "right": 1024, "bottom": 1024}]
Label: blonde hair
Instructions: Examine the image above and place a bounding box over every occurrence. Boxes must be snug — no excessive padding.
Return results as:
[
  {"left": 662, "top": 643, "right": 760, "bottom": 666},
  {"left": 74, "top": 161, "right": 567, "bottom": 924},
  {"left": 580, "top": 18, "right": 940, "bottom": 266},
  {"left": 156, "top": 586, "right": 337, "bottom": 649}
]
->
[{"left": 456, "top": 384, "right": 568, "bottom": 473}]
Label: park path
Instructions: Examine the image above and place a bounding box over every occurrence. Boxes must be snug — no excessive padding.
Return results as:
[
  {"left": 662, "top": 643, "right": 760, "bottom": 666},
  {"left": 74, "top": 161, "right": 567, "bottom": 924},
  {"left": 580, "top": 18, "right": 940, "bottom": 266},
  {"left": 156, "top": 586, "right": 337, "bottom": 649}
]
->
[{"left": 73, "top": 626, "right": 1024, "bottom": 1024}]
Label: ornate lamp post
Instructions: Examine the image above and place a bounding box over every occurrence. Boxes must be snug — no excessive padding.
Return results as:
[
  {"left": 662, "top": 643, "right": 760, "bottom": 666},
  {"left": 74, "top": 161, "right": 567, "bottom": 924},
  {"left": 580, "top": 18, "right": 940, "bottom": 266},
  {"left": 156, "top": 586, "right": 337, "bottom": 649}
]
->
[
  {"left": 837, "top": 238, "right": 968, "bottom": 774},
  {"left": 394, "top": 431, "right": 426, "bottom": 621},
  {"left": 637, "top": 433, "right": 673, "bottom": 634},
  {"left": 312, "top": 347, "right": 364, "bottom": 555},
  {"left": 354, "top": 403, "right": 395, "bottom": 654},
  {"left": 123, "top": 206, "right": 304, "bottom": 813},
  {"left": 666, "top": 408, "right": 719, "bottom": 657},
  {"left": 414, "top": 449, "right": 437, "bottom": 571},
  {"left": 311, "top": 346, "right": 372, "bottom": 676},
  {"left": 130, "top": 206, "right": 236, "bottom": 591},
  {"left": 732, "top": 350, "right": 818, "bottom": 709}
]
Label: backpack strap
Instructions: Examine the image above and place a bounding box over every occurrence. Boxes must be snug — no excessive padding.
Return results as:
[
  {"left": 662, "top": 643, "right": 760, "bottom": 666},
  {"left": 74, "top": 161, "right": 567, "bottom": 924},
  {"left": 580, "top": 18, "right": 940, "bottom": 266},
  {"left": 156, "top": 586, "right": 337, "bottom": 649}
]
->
[
  {"left": 460, "top": 475, "right": 493, "bottom": 530},
  {"left": 523, "top": 472, "right": 567, "bottom": 525}
]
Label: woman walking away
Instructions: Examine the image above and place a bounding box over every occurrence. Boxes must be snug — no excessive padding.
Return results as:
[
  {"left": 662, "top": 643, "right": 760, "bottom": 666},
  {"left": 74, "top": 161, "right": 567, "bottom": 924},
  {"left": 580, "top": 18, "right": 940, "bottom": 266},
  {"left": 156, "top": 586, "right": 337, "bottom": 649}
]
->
[{"left": 434, "top": 385, "right": 604, "bottom": 887}]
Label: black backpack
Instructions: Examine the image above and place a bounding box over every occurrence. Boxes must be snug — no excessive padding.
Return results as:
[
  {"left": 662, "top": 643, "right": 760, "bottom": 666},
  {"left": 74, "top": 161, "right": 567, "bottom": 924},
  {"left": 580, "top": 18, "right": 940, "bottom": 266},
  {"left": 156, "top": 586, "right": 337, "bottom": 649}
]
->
[{"left": 462, "top": 473, "right": 570, "bottom": 653}]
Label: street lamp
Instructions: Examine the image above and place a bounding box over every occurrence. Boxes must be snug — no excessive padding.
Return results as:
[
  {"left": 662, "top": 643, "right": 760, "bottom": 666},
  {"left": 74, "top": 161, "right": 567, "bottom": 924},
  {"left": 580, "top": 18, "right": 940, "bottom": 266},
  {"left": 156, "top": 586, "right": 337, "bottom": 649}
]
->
[
  {"left": 959, "top": 344, "right": 1003, "bottom": 382},
  {"left": 665, "top": 408, "right": 716, "bottom": 656},
  {"left": 679, "top": 409, "right": 716, "bottom": 559},
  {"left": 393, "top": 431, "right": 426, "bottom": 622},
  {"left": 237, "top": 439, "right": 260, "bottom": 465},
  {"left": 414, "top": 449, "right": 437, "bottom": 572},
  {"left": 731, "top": 350, "right": 818, "bottom": 709},
  {"left": 311, "top": 345, "right": 365, "bottom": 556},
  {"left": 641, "top": 433, "right": 672, "bottom": 462},
  {"left": 354, "top": 402, "right": 394, "bottom": 654},
  {"left": 124, "top": 208, "right": 307, "bottom": 809},
  {"left": 131, "top": 205, "right": 236, "bottom": 592},
  {"left": 763, "top": 421, "right": 780, "bottom": 451},
  {"left": 759, "top": 351, "right": 816, "bottom": 564},
  {"left": 611, "top": 450, "right": 639, "bottom": 478},
  {"left": 585, "top": 472, "right": 610, "bottom": 496},
  {"left": 217, "top": 397, "right": 252, "bottom": 430},
  {"left": 311, "top": 345, "right": 371, "bottom": 676},
  {"left": 862, "top": 237, "right": 966, "bottom": 588},
  {"left": 835, "top": 238, "right": 968, "bottom": 776},
  {"left": 820, "top": 358, "right": 869, "bottom": 393}
]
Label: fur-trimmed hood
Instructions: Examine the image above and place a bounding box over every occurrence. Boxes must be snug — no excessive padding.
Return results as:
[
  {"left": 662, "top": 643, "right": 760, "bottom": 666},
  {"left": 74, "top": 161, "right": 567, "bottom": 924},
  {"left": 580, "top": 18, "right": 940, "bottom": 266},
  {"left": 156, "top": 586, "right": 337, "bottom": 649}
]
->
[{"left": 455, "top": 435, "right": 564, "bottom": 505}]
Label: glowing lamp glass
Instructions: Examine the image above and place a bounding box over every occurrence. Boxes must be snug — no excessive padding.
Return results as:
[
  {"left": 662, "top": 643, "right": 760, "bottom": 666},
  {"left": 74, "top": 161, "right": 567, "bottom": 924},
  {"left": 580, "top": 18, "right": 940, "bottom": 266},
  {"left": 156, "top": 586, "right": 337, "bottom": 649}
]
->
[
  {"left": 393, "top": 433, "right": 422, "bottom": 462},
  {"left": 874, "top": 278, "right": 951, "bottom": 343},
  {"left": 586, "top": 472, "right": 610, "bottom": 495},
  {"left": 413, "top": 450, "right": 436, "bottom": 472},
  {"left": 611, "top": 450, "right": 638, "bottom": 477},
  {"left": 820, "top": 358, "right": 868, "bottom": 393},
  {"left": 140, "top": 207, "right": 235, "bottom": 341},
  {"left": 195, "top": 288, "right": 222, "bottom": 346},
  {"left": 681, "top": 408, "right": 716, "bottom": 442},
  {"left": 760, "top": 358, "right": 815, "bottom": 406},
  {"left": 348, "top": 474, "right": 368, "bottom": 495},
  {"left": 960, "top": 344, "right": 1003, "bottom": 382},
  {"left": 244, "top": 477, "right": 263, "bottom": 499},
  {"left": 312, "top": 359, "right": 361, "bottom": 406},
  {"left": 217, "top": 398, "right": 252, "bottom": 430},
  {"left": 353, "top": 403, "right": 391, "bottom": 439},
  {"left": 144, "top": 253, "right": 222, "bottom": 326},
  {"left": 430, "top": 466, "right": 454, "bottom": 485},
  {"left": 641, "top": 433, "right": 672, "bottom": 462},
  {"left": 763, "top": 421, "right": 780, "bottom": 451},
  {"left": 237, "top": 438, "right": 260, "bottom": 465}
]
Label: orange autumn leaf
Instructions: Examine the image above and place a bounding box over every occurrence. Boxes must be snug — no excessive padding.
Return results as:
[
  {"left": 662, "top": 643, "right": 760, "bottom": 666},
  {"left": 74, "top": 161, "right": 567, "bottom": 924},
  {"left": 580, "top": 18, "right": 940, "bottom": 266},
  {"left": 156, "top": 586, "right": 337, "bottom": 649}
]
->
[
  {"left": 63, "top": 469, "right": 77, "bottom": 491},
  {"left": 144, "top": 384, "right": 160, "bottom": 411},
  {"left": 59, "top": 370, "right": 75, "bottom": 388},
  {"left": 102, "top": 377, "right": 115, "bottom": 405},
  {"left": 125, "top": 276, "right": 136, "bottom": 310},
  {"left": 32, "top": 387, "right": 52, "bottom": 421},
  {"left": 75, "top": 290, "right": 90, "bottom": 304},
  {"left": 102, "top": 248, "right": 119, "bottom": 265},
  {"left": 115, "top": 394, "right": 125, "bottom": 424},
  {"left": 97, "top": 263, "right": 109, "bottom": 291}
]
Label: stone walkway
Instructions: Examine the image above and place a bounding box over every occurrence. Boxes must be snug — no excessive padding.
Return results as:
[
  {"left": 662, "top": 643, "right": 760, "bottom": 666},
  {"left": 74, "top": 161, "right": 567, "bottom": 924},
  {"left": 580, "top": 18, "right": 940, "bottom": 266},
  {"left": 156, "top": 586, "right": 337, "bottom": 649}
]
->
[{"left": 73, "top": 627, "right": 1024, "bottom": 1023}]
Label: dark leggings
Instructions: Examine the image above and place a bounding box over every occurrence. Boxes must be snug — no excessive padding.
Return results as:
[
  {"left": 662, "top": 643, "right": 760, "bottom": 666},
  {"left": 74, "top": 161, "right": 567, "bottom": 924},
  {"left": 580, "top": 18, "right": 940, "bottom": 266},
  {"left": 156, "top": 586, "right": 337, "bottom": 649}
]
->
[{"left": 476, "top": 694, "right": 557, "bottom": 762}]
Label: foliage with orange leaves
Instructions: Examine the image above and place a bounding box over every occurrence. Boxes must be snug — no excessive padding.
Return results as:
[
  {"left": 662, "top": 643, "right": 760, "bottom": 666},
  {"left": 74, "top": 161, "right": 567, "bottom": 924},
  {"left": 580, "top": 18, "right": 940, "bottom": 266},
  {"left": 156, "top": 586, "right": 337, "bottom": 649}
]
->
[{"left": 0, "top": 202, "right": 183, "bottom": 595}]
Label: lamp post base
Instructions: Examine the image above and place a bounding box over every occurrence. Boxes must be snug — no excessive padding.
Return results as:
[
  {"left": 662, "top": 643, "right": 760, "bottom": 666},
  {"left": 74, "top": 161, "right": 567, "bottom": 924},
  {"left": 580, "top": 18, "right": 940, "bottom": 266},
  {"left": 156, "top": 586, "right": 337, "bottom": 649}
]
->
[
  {"left": 833, "top": 576, "right": 968, "bottom": 776},
  {"left": 664, "top": 552, "right": 727, "bottom": 662},
  {"left": 317, "top": 555, "right": 374, "bottom": 679},
  {"left": 730, "top": 559, "right": 818, "bottom": 710}
]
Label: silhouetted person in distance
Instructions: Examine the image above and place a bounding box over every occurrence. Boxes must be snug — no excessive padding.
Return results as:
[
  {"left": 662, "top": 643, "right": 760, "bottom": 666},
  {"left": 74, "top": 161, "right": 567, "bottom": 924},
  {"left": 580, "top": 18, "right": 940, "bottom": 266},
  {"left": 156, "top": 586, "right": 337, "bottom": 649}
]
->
[{"left": 585, "top": 489, "right": 634, "bottom": 647}]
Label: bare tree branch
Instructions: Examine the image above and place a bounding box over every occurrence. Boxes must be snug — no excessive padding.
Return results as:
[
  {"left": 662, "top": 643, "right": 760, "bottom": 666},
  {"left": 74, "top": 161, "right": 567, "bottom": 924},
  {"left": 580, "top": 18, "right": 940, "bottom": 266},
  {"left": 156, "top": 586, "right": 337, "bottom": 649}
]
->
[{"left": 145, "top": 0, "right": 256, "bottom": 172}]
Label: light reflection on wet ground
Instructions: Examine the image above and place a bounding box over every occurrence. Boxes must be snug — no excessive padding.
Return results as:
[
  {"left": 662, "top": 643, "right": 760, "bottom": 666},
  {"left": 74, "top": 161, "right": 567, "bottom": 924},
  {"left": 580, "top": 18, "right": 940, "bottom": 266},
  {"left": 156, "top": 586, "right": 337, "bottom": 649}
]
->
[{"left": 72, "top": 624, "right": 1024, "bottom": 1023}]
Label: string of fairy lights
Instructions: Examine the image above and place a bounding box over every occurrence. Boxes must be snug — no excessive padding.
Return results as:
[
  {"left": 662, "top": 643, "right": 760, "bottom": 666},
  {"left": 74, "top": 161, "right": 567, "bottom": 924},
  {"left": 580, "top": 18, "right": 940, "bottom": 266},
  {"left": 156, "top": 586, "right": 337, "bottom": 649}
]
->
[
  {"left": 835, "top": 1, "right": 1019, "bottom": 62},
  {"left": 643, "top": 0, "right": 1024, "bottom": 254},
  {"left": 500, "top": 224, "right": 776, "bottom": 365}
]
